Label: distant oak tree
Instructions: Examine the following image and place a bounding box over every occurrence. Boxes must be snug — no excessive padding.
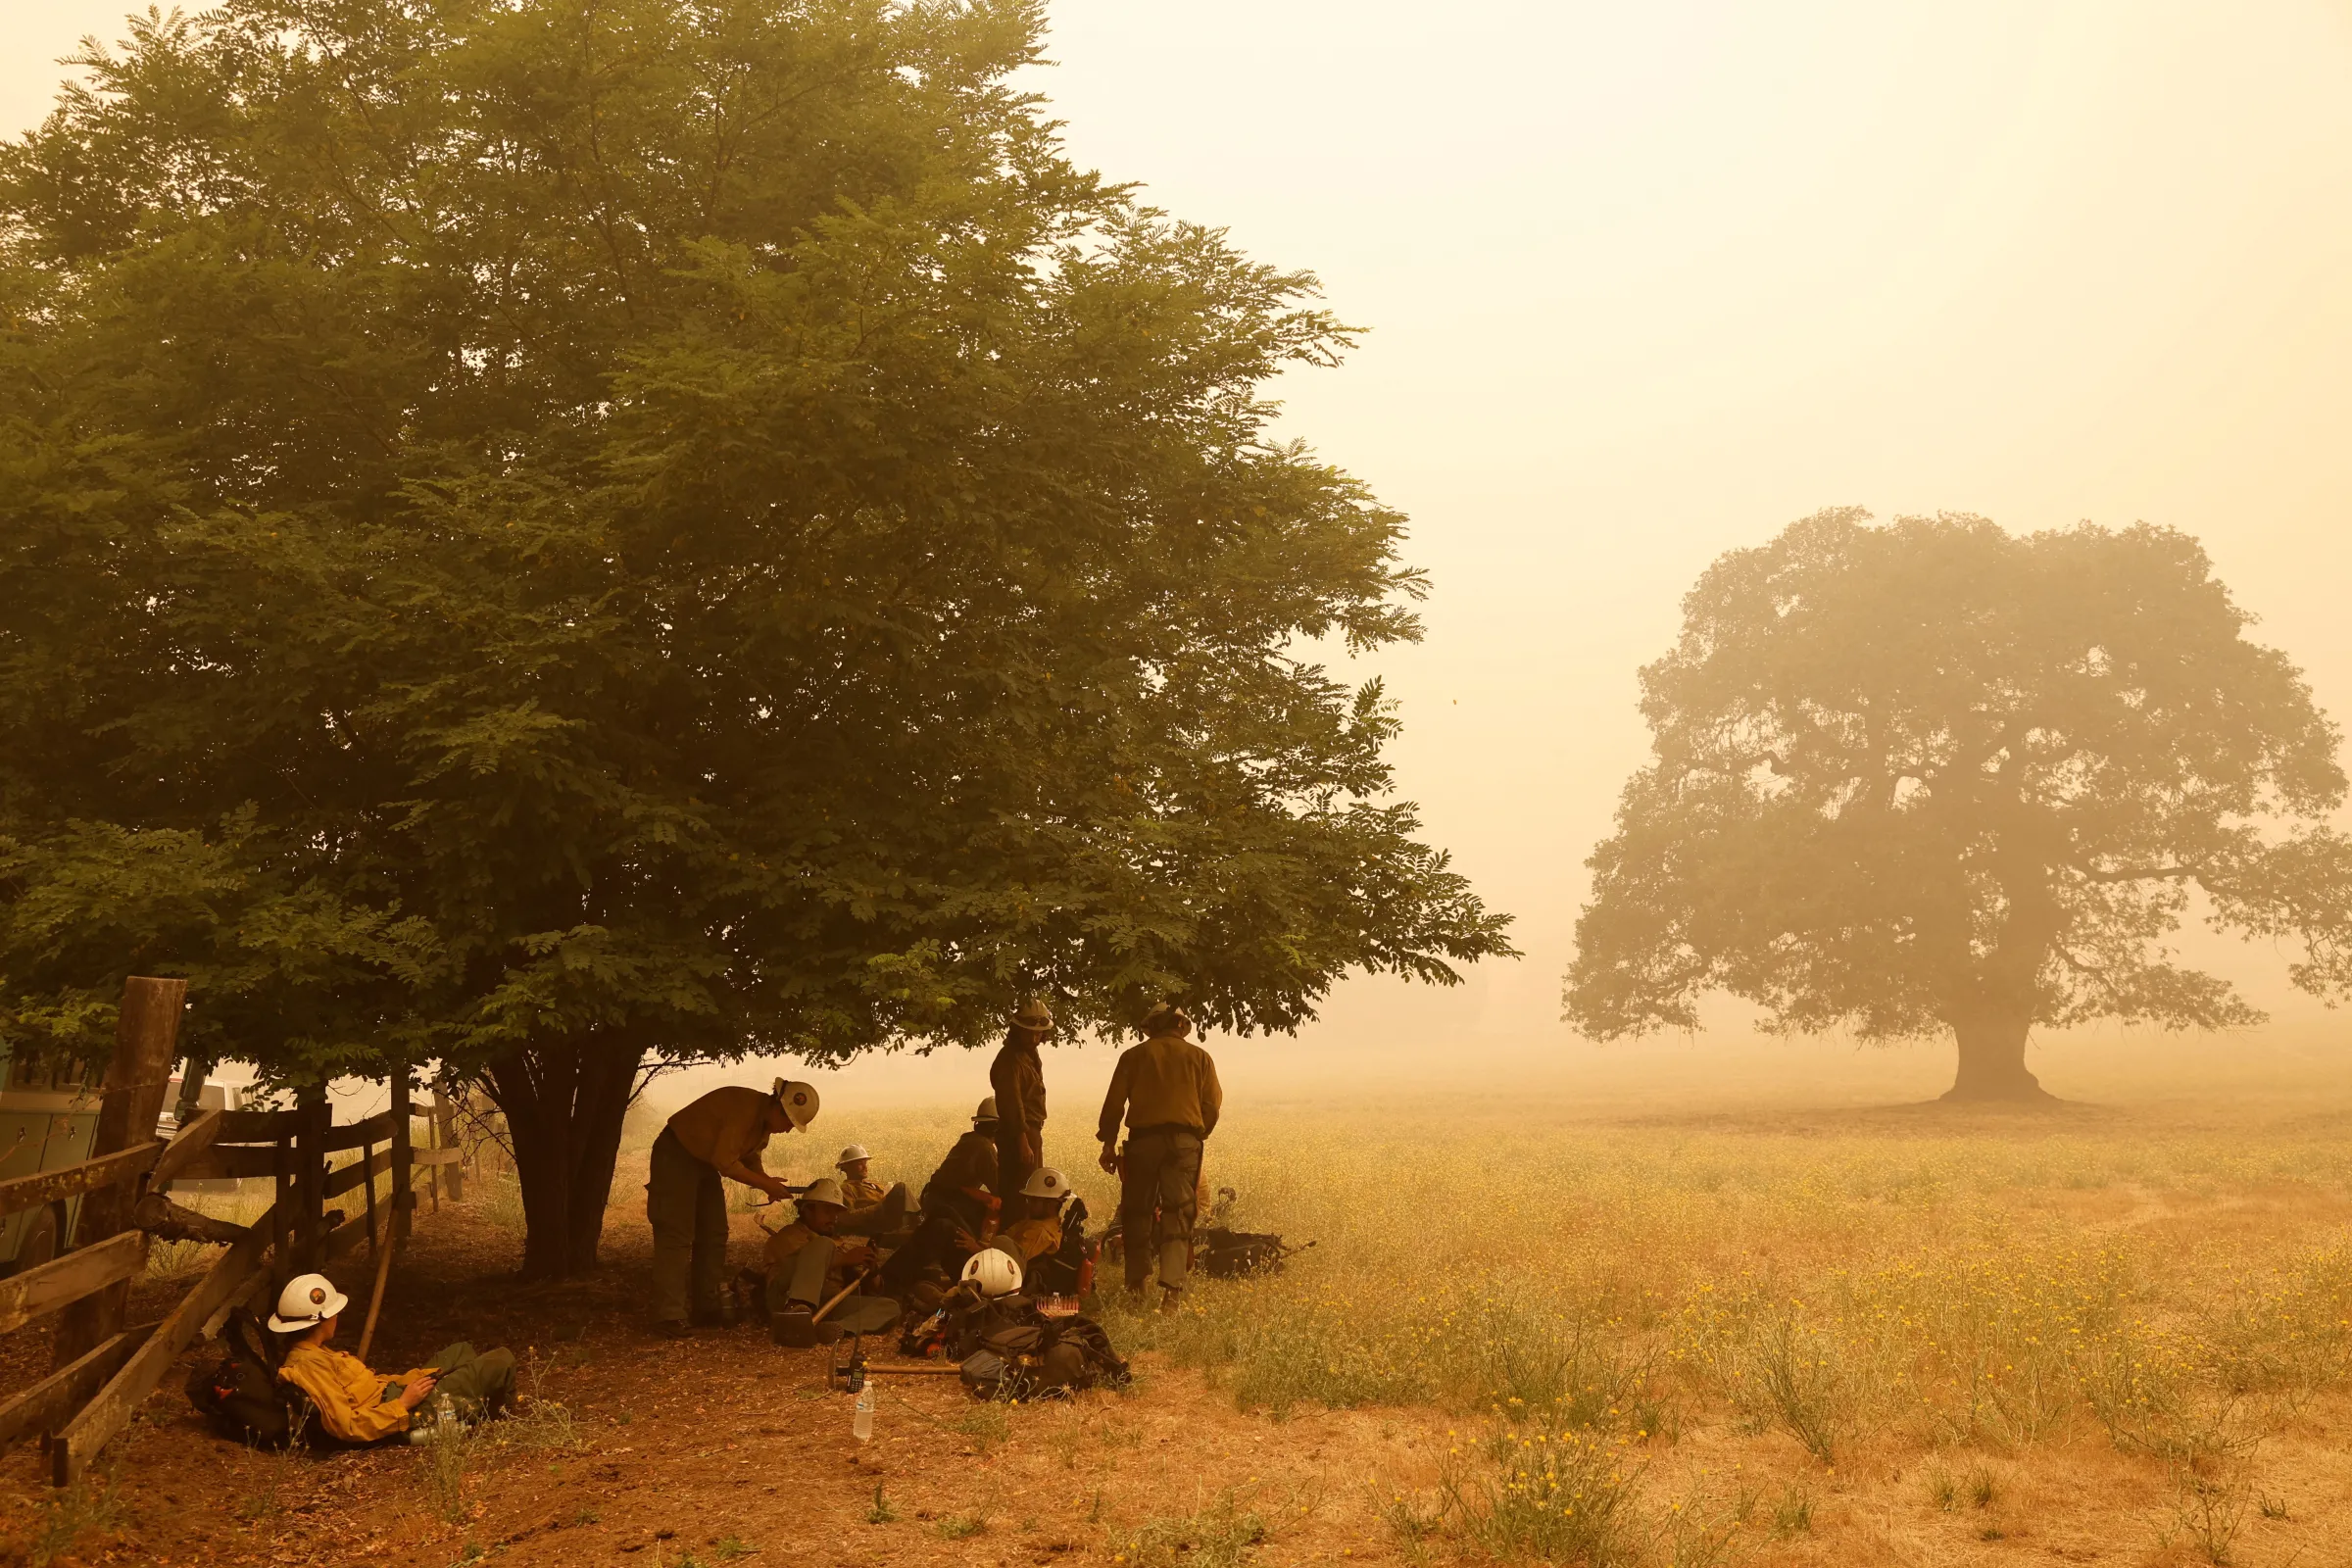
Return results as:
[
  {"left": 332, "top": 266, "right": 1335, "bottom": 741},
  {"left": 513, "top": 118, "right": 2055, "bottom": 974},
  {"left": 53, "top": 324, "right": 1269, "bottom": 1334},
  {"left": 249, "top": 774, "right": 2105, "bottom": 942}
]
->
[
  {"left": 1565, "top": 509, "right": 2352, "bottom": 1100},
  {"left": 0, "top": 0, "right": 1512, "bottom": 1275}
]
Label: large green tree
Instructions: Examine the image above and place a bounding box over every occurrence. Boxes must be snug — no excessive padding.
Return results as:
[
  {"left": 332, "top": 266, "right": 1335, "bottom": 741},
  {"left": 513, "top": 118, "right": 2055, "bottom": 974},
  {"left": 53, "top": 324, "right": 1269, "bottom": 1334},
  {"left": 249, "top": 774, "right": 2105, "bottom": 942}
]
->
[
  {"left": 0, "top": 0, "right": 1512, "bottom": 1275},
  {"left": 1565, "top": 509, "right": 2352, "bottom": 1100}
]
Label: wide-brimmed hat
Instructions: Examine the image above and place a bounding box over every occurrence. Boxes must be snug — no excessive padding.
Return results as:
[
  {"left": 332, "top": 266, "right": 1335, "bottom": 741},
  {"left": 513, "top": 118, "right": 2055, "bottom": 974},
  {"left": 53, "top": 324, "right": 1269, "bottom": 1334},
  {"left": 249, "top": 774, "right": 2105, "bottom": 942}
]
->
[
  {"left": 835, "top": 1144, "right": 870, "bottom": 1169},
  {"left": 268, "top": 1272, "right": 349, "bottom": 1333},
  {"left": 798, "top": 1176, "right": 847, "bottom": 1209},
  {"left": 972, "top": 1095, "right": 999, "bottom": 1127},
  {"left": 1142, "top": 1003, "right": 1193, "bottom": 1036},
  {"left": 1010, "top": 998, "right": 1054, "bottom": 1032}
]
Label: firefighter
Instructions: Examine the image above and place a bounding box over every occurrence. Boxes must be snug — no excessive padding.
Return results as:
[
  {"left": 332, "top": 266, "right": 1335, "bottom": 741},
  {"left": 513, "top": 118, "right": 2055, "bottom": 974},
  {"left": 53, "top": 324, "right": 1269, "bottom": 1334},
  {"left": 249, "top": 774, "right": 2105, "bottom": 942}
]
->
[
  {"left": 1097, "top": 1004, "right": 1220, "bottom": 1310},
  {"left": 647, "top": 1077, "right": 819, "bottom": 1335},
  {"left": 988, "top": 1000, "right": 1054, "bottom": 1200},
  {"left": 270, "top": 1272, "right": 514, "bottom": 1444}
]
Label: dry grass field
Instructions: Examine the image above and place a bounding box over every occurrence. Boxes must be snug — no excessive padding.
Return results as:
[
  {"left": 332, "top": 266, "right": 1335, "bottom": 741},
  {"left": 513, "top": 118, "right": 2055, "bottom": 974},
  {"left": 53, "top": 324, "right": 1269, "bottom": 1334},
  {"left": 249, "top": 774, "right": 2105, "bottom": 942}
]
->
[{"left": 10, "top": 1053, "right": 2352, "bottom": 1567}]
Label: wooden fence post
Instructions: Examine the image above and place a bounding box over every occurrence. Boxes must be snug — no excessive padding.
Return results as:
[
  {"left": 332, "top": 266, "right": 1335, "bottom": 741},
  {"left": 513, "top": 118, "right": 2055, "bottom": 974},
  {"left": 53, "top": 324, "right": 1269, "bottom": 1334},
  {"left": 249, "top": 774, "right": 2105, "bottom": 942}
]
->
[
  {"left": 271, "top": 1133, "right": 292, "bottom": 1286},
  {"left": 295, "top": 1085, "right": 327, "bottom": 1272},
  {"left": 52, "top": 978, "right": 183, "bottom": 1369},
  {"left": 389, "top": 1073, "right": 415, "bottom": 1244},
  {"left": 435, "top": 1095, "right": 466, "bottom": 1203}
]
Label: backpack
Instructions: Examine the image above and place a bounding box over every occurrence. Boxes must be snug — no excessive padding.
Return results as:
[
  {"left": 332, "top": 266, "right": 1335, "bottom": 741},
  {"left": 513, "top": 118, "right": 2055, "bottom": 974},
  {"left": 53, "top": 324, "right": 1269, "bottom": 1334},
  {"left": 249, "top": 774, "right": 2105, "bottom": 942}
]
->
[
  {"left": 1199, "top": 1228, "right": 1299, "bottom": 1279},
  {"left": 185, "top": 1306, "right": 314, "bottom": 1449},
  {"left": 956, "top": 1298, "right": 1129, "bottom": 1398}
]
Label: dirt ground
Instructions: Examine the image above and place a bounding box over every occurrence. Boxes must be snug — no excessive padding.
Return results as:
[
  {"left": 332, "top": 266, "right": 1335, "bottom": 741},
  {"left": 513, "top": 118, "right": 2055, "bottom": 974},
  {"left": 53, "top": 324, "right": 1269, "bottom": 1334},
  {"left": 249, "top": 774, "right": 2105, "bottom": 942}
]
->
[{"left": 0, "top": 1199, "right": 1466, "bottom": 1568}]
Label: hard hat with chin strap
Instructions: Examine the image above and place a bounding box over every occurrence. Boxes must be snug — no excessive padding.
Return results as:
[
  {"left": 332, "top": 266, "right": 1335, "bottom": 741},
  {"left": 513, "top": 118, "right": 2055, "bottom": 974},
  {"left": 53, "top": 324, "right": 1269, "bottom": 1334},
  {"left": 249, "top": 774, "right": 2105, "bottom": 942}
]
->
[{"left": 268, "top": 1272, "right": 349, "bottom": 1333}]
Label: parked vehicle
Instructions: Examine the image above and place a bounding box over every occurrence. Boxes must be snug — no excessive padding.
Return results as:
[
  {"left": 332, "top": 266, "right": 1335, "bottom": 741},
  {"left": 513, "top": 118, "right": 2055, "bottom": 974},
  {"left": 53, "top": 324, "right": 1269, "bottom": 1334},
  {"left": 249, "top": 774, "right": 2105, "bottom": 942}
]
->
[{"left": 0, "top": 1049, "right": 100, "bottom": 1276}]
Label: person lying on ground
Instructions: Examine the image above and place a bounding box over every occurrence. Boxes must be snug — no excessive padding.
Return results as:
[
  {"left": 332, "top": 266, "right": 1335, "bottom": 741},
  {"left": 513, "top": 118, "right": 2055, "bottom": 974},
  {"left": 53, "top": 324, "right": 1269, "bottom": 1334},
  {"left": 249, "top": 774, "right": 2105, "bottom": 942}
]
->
[
  {"left": 268, "top": 1272, "right": 514, "bottom": 1445},
  {"left": 647, "top": 1077, "right": 820, "bottom": 1336}
]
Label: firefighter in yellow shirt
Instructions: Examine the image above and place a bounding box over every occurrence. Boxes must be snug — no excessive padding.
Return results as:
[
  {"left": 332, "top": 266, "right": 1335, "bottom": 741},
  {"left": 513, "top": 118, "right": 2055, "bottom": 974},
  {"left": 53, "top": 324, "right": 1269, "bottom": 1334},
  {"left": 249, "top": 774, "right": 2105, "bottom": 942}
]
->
[
  {"left": 270, "top": 1272, "right": 514, "bottom": 1445},
  {"left": 1001, "top": 1166, "right": 1071, "bottom": 1266},
  {"left": 832, "top": 1144, "right": 910, "bottom": 1237}
]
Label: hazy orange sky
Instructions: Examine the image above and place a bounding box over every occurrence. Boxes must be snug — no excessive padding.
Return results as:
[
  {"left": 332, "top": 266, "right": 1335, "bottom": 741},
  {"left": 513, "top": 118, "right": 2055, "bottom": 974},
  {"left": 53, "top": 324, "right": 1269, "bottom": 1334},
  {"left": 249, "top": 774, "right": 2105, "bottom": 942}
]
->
[{"left": 9, "top": 2, "right": 2352, "bottom": 1107}]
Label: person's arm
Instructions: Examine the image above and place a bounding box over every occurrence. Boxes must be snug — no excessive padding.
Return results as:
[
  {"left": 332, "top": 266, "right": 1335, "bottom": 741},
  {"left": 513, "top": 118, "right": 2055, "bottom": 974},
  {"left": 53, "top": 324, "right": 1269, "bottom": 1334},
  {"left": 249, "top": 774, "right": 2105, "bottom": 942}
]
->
[
  {"left": 716, "top": 1147, "right": 783, "bottom": 1193},
  {"left": 1199, "top": 1049, "right": 1223, "bottom": 1139},
  {"left": 1097, "top": 1052, "right": 1132, "bottom": 1169},
  {"left": 711, "top": 1117, "right": 791, "bottom": 1198}
]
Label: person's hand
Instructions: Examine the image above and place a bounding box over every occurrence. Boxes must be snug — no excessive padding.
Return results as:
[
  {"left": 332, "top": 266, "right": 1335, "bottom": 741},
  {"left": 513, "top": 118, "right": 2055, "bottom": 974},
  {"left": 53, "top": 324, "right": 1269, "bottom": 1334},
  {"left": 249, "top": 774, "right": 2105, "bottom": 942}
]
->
[
  {"left": 397, "top": 1372, "right": 442, "bottom": 1411},
  {"left": 761, "top": 1176, "right": 794, "bottom": 1202},
  {"left": 1099, "top": 1147, "right": 1119, "bottom": 1175},
  {"left": 839, "top": 1242, "right": 878, "bottom": 1270},
  {"left": 1022, "top": 1134, "right": 1040, "bottom": 1165}
]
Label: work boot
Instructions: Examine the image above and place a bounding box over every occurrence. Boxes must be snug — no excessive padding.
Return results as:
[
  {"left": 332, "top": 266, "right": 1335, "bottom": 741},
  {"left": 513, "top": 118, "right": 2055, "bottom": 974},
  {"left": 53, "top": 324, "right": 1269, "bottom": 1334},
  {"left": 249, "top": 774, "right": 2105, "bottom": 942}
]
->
[{"left": 1158, "top": 1286, "right": 1183, "bottom": 1315}]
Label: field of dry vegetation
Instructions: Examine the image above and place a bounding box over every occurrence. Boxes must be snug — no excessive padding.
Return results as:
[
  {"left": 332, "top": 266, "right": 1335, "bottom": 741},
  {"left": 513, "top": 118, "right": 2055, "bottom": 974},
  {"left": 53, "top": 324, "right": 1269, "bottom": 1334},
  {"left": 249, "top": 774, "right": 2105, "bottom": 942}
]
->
[{"left": 11, "top": 1059, "right": 2352, "bottom": 1568}]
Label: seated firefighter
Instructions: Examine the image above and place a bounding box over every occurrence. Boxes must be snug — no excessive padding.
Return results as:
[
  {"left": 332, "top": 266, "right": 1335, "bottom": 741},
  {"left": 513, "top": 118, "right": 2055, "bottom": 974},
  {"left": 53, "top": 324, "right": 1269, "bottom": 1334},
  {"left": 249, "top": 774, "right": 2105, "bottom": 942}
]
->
[
  {"left": 269, "top": 1272, "right": 514, "bottom": 1446},
  {"left": 760, "top": 1177, "right": 902, "bottom": 1335},
  {"left": 879, "top": 1097, "right": 1004, "bottom": 1301},
  {"left": 1000, "top": 1166, "right": 1091, "bottom": 1297},
  {"left": 832, "top": 1143, "right": 911, "bottom": 1238}
]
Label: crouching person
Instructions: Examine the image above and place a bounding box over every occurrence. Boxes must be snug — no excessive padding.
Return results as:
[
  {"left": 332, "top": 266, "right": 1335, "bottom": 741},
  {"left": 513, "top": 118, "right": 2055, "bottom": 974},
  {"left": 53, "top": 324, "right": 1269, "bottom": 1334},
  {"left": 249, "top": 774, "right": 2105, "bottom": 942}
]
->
[
  {"left": 763, "top": 1178, "right": 902, "bottom": 1336},
  {"left": 269, "top": 1272, "right": 514, "bottom": 1445}
]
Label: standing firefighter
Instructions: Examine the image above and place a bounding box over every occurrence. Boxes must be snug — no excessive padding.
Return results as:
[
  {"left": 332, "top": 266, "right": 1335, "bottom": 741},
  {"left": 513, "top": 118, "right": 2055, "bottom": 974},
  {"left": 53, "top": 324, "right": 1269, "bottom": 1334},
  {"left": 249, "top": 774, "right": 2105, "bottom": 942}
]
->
[
  {"left": 647, "top": 1077, "right": 819, "bottom": 1336},
  {"left": 988, "top": 999, "right": 1054, "bottom": 1200},
  {"left": 1097, "top": 1004, "right": 1222, "bottom": 1310}
]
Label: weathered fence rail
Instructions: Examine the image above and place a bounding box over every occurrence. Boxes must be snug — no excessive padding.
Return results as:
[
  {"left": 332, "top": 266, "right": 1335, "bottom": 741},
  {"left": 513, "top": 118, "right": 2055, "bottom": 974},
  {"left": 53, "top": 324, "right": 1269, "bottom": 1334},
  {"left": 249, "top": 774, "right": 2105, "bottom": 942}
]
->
[{"left": 0, "top": 977, "right": 470, "bottom": 1485}]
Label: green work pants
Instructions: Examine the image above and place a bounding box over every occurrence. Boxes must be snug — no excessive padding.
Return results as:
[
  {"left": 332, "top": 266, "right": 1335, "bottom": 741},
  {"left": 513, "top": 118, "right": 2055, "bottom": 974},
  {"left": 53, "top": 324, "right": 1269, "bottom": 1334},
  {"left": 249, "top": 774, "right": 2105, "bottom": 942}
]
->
[
  {"left": 647, "top": 1127, "right": 728, "bottom": 1325},
  {"left": 419, "top": 1341, "right": 515, "bottom": 1424},
  {"left": 1119, "top": 1126, "right": 1202, "bottom": 1293},
  {"left": 765, "top": 1238, "right": 902, "bottom": 1335}
]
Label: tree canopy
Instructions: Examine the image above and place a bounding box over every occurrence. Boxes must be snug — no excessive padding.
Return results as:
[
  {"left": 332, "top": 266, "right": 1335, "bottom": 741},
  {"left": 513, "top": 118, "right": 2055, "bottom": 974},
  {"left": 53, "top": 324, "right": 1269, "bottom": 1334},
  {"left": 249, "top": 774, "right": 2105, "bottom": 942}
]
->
[
  {"left": 1564, "top": 509, "right": 2352, "bottom": 1099},
  {"left": 0, "top": 0, "right": 1511, "bottom": 1272}
]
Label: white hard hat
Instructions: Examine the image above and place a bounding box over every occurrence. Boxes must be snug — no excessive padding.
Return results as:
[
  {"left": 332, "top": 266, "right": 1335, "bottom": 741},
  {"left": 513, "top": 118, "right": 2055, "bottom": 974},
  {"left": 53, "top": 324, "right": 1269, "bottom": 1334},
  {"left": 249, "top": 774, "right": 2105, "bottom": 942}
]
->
[
  {"left": 836, "top": 1145, "right": 870, "bottom": 1168},
  {"left": 771, "top": 1078, "right": 819, "bottom": 1130},
  {"left": 268, "top": 1272, "right": 349, "bottom": 1333},
  {"left": 799, "top": 1176, "right": 847, "bottom": 1208},
  {"left": 1019, "top": 1166, "right": 1071, "bottom": 1201},
  {"left": 961, "top": 1248, "right": 1023, "bottom": 1298},
  {"left": 972, "top": 1096, "right": 999, "bottom": 1125},
  {"left": 1011, "top": 998, "right": 1054, "bottom": 1031}
]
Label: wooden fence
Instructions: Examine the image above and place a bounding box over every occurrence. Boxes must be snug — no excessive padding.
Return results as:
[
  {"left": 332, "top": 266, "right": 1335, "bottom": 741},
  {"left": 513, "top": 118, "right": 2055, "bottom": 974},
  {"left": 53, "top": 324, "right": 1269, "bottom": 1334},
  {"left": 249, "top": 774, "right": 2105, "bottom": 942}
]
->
[{"left": 0, "top": 978, "right": 466, "bottom": 1486}]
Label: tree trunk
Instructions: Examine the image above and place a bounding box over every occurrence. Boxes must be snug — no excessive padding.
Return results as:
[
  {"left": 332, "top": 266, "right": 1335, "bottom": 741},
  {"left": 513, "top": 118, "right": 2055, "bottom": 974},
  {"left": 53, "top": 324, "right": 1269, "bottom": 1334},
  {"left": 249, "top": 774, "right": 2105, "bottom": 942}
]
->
[
  {"left": 478, "top": 1033, "right": 642, "bottom": 1279},
  {"left": 1942, "top": 1014, "right": 2053, "bottom": 1102}
]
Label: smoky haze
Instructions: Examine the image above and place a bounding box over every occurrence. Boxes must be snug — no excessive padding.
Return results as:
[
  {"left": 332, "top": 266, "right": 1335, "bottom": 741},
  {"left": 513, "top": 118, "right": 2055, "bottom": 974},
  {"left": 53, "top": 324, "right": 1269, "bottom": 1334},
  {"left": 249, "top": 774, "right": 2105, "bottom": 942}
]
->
[{"left": 11, "top": 1, "right": 2351, "bottom": 1105}]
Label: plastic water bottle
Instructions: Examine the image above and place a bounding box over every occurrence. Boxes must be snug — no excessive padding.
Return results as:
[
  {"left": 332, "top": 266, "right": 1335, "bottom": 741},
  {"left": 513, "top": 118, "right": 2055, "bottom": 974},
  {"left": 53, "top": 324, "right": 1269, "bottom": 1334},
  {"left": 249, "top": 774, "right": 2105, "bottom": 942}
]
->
[
  {"left": 436, "top": 1398, "right": 457, "bottom": 1439},
  {"left": 853, "top": 1383, "right": 875, "bottom": 1443}
]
